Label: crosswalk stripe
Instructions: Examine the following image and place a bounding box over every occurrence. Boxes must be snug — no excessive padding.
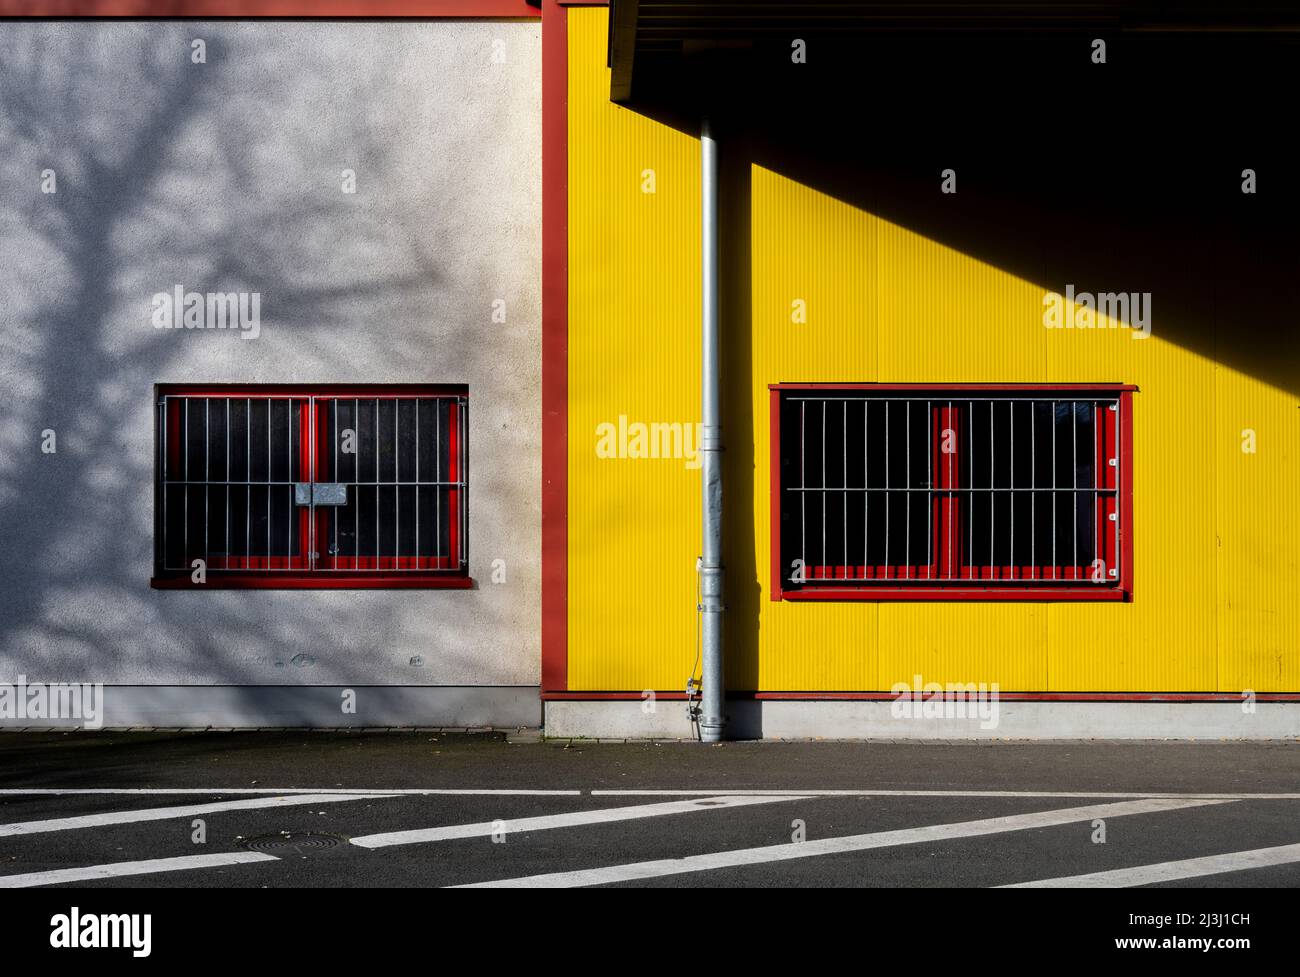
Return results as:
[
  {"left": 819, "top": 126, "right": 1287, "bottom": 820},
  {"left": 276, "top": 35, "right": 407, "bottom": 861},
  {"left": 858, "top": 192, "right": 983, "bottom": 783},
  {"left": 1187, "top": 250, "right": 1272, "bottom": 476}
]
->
[
  {"left": 0, "top": 852, "right": 279, "bottom": 888},
  {"left": 592, "top": 790, "right": 1300, "bottom": 800},
  {"left": 2, "top": 788, "right": 1297, "bottom": 799},
  {"left": 0, "top": 793, "right": 386, "bottom": 837},
  {"left": 351, "top": 795, "right": 811, "bottom": 848},
  {"left": 0, "top": 788, "right": 582, "bottom": 797},
  {"left": 1001, "top": 842, "right": 1300, "bottom": 887},
  {"left": 453, "top": 797, "right": 1234, "bottom": 888}
]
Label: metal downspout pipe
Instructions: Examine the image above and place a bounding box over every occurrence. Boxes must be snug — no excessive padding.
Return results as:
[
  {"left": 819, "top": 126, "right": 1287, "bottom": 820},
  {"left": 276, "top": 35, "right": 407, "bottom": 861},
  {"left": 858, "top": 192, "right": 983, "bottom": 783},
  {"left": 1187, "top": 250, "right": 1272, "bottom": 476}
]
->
[{"left": 698, "top": 116, "right": 726, "bottom": 742}]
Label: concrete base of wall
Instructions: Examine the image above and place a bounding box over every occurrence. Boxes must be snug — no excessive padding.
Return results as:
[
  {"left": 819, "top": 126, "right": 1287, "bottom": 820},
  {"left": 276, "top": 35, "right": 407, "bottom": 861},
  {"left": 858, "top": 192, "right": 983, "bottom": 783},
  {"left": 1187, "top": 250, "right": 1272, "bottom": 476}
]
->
[
  {"left": 9, "top": 690, "right": 1295, "bottom": 738},
  {"left": 543, "top": 699, "right": 1300, "bottom": 740},
  {"left": 0, "top": 686, "right": 541, "bottom": 730}
]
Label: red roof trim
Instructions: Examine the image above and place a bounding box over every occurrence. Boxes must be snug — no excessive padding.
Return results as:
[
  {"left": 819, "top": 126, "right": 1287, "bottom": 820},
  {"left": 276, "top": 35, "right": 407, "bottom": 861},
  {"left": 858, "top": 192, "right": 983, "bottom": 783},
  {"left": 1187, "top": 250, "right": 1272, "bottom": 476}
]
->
[{"left": 0, "top": 1, "right": 539, "bottom": 17}]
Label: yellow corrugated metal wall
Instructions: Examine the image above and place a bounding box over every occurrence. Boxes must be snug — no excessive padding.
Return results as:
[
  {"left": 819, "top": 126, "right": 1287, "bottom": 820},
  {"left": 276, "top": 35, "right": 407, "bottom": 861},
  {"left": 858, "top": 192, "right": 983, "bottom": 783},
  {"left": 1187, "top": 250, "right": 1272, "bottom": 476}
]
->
[
  {"left": 1215, "top": 363, "right": 1300, "bottom": 692},
  {"left": 567, "top": 9, "right": 701, "bottom": 690},
  {"left": 567, "top": 7, "right": 1299, "bottom": 692}
]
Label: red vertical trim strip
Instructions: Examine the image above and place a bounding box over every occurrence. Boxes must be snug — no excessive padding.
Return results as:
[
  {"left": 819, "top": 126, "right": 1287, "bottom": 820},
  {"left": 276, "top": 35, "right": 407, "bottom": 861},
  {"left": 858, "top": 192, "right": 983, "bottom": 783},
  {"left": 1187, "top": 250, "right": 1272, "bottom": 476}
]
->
[
  {"left": 1120, "top": 390, "right": 1135, "bottom": 598},
  {"left": 541, "top": 0, "right": 569, "bottom": 691},
  {"left": 297, "top": 400, "right": 311, "bottom": 571},
  {"left": 1096, "top": 400, "right": 1113, "bottom": 581},
  {"left": 770, "top": 389, "right": 783, "bottom": 600},
  {"left": 935, "top": 405, "right": 962, "bottom": 580},
  {"left": 448, "top": 400, "right": 460, "bottom": 570},
  {"left": 929, "top": 408, "right": 940, "bottom": 581},
  {"left": 316, "top": 399, "right": 331, "bottom": 570}
]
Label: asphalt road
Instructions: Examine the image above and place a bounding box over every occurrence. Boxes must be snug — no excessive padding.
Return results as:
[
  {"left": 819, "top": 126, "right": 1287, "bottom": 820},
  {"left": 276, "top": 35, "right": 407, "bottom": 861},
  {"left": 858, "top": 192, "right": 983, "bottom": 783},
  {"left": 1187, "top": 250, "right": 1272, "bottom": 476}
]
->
[{"left": 0, "top": 732, "right": 1297, "bottom": 889}]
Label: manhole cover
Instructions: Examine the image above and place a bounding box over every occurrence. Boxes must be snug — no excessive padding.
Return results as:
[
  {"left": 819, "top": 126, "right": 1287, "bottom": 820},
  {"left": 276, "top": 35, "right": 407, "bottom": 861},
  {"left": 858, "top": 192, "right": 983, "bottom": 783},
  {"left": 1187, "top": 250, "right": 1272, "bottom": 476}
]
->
[{"left": 239, "top": 832, "right": 345, "bottom": 856}]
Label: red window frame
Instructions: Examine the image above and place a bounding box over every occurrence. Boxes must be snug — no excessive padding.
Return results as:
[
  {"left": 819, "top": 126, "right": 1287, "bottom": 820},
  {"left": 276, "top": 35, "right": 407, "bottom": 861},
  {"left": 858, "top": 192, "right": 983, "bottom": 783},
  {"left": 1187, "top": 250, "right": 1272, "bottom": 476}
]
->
[
  {"left": 152, "top": 383, "right": 471, "bottom": 590},
  {"left": 769, "top": 383, "right": 1135, "bottom": 602}
]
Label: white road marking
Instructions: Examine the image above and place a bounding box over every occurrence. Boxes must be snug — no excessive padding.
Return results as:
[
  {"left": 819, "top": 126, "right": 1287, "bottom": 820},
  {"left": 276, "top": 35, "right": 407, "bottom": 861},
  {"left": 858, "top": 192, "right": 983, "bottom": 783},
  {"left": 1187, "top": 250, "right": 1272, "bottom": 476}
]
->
[
  {"left": 453, "top": 797, "right": 1235, "bottom": 888},
  {"left": 351, "top": 794, "right": 812, "bottom": 849},
  {"left": 0, "top": 793, "right": 387, "bottom": 837},
  {"left": 0, "top": 851, "right": 279, "bottom": 888},
  {"left": 2, "top": 788, "right": 1297, "bottom": 798},
  {"left": 1002, "top": 843, "right": 1300, "bottom": 887},
  {"left": 0, "top": 788, "right": 581, "bottom": 797},
  {"left": 592, "top": 789, "right": 1300, "bottom": 800}
]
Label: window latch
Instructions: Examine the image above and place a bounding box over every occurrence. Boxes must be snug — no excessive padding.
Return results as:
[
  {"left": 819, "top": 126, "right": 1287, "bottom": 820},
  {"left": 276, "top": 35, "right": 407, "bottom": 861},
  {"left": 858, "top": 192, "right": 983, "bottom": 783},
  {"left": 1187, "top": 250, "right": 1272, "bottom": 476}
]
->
[{"left": 294, "top": 483, "right": 348, "bottom": 506}]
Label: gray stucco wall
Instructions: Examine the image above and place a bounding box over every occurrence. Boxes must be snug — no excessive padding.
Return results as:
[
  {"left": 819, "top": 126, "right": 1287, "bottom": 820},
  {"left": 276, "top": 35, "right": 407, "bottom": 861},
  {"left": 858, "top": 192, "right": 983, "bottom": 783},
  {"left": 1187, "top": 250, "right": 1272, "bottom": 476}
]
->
[{"left": 0, "top": 23, "right": 542, "bottom": 695}]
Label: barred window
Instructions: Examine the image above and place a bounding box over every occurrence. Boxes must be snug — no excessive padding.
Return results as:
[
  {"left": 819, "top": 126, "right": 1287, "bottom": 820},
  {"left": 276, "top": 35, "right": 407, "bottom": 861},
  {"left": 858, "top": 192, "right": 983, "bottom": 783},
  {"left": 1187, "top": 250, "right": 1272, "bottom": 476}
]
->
[
  {"left": 153, "top": 385, "right": 469, "bottom": 589},
  {"left": 770, "top": 385, "right": 1133, "bottom": 601}
]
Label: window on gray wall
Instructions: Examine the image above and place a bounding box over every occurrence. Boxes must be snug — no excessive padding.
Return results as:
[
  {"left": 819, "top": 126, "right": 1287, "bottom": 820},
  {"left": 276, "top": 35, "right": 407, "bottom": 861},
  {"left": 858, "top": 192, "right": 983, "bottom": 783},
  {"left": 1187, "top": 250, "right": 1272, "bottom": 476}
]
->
[{"left": 152, "top": 384, "right": 470, "bottom": 590}]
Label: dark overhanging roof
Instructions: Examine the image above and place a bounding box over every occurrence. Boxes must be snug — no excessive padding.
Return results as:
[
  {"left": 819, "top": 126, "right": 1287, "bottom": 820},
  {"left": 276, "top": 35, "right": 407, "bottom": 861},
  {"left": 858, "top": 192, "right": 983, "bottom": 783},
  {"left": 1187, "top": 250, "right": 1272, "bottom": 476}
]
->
[{"left": 608, "top": 0, "right": 1300, "bottom": 102}]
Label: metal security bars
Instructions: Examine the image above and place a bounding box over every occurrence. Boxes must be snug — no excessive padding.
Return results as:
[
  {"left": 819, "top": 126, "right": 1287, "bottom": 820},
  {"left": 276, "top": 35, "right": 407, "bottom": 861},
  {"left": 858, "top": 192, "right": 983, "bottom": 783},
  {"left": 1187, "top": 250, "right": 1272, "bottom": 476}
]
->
[
  {"left": 153, "top": 385, "right": 469, "bottom": 588},
  {"left": 770, "top": 384, "right": 1134, "bottom": 601}
]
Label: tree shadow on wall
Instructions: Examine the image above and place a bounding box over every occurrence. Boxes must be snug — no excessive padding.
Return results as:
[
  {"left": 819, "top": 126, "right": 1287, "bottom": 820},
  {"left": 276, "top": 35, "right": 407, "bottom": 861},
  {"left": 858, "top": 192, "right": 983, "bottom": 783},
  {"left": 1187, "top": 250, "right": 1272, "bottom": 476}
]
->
[{"left": 0, "top": 25, "right": 518, "bottom": 720}]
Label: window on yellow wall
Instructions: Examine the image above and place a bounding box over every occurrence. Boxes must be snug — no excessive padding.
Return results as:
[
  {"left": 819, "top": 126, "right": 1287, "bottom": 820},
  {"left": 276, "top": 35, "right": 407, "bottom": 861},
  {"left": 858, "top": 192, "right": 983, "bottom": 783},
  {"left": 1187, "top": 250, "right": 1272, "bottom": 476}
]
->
[{"left": 769, "top": 384, "right": 1134, "bottom": 602}]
